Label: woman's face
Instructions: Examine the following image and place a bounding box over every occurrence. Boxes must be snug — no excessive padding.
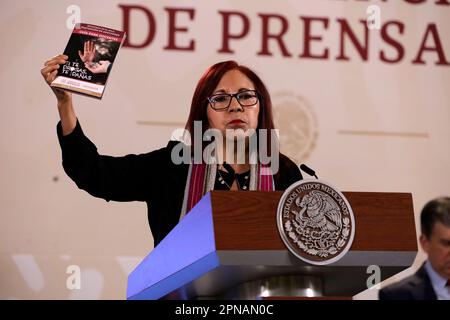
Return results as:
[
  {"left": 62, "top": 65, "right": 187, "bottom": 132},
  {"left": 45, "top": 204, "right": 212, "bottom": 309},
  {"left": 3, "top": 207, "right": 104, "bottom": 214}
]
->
[{"left": 207, "top": 69, "right": 260, "bottom": 139}]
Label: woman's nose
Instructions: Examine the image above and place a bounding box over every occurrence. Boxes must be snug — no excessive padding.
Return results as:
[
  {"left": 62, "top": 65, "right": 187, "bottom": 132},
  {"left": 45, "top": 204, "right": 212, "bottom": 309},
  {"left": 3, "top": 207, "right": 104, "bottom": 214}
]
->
[{"left": 228, "top": 96, "right": 243, "bottom": 112}]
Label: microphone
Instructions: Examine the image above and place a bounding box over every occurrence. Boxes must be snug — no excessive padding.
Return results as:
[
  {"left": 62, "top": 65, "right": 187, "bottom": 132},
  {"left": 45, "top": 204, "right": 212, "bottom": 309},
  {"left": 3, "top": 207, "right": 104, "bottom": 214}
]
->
[{"left": 300, "top": 164, "right": 318, "bottom": 179}]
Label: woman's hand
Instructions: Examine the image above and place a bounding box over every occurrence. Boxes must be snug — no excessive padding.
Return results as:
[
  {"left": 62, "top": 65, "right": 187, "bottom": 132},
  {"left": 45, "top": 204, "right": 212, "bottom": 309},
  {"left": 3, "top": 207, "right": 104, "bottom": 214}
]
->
[
  {"left": 40, "top": 54, "right": 76, "bottom": 135},
  {"left": 40, "top": 54, "right": 72, "bottom": 102}
]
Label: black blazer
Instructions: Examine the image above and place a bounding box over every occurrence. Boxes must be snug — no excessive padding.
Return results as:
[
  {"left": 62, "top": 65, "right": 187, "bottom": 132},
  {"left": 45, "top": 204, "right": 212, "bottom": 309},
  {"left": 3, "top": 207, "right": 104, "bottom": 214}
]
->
[
  {"left": 378, "top": 263, "right": 437, "bottom": 300},
  {"left": 57, "top": 120, "right": 303, "bottom": 247}
]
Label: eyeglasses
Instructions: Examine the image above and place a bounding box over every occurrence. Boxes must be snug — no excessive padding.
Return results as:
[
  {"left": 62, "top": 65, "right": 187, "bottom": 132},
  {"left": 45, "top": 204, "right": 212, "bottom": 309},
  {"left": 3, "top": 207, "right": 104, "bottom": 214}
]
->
[{"left": 207, "top": 90, "right": 259, "bottom": 111}]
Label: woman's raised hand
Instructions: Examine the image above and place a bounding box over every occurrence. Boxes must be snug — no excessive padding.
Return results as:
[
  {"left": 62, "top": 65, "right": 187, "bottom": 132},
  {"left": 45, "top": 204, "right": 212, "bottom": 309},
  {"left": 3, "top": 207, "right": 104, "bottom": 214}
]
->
[
  {"left": 40, "top": 54, "right": 72, "bottom": 102},
  {"left": 40, "top": 54, "right": 76, "bottom": 135}
]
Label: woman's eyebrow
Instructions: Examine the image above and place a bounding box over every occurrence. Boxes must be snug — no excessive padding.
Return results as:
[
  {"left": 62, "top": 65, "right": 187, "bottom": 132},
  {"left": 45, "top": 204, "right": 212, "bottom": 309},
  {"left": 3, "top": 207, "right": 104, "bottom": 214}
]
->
[{"left": 212, "top": 87, "right": 253, "bottom": 94}]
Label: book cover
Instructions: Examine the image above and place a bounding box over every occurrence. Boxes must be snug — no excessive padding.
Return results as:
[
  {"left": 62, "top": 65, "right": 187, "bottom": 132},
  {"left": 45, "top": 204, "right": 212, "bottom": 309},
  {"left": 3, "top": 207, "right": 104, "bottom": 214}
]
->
[{"left": 51, "top": 23, "right": 126, "bottom": 99}]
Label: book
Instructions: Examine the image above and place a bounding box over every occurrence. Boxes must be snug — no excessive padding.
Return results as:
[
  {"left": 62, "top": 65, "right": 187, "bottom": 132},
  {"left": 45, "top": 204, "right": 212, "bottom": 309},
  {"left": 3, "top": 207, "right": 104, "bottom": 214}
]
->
[{"left": 51, "top": 23, "right": 126, "bottom": 99}]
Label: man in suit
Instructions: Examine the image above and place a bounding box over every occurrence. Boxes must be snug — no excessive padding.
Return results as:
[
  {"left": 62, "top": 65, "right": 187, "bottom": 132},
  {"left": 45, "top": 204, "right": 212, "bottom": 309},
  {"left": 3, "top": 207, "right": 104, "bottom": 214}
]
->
[{"left": 379, "top": 197, "right": 450, "bottom": 300}]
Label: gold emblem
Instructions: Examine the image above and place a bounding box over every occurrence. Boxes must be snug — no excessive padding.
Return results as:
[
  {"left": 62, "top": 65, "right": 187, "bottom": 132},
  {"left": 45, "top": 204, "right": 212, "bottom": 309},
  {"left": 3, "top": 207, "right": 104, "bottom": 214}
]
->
[{"left": 273, "top": 92, "right": 318, "bottom": 164}]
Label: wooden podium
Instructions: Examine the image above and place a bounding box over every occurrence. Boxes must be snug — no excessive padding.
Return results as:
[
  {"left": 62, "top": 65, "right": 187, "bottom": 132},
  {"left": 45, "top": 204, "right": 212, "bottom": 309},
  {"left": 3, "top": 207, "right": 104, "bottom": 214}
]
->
[{"left": 127, "top": 191, "right": 417, "bottom": 300}]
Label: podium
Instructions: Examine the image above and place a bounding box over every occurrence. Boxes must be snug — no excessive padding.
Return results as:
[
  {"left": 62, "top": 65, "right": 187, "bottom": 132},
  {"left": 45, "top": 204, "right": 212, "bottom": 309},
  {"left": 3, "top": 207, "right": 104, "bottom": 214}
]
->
[{"left": 127, "top": 191, "right": 417, "bottom": 300}]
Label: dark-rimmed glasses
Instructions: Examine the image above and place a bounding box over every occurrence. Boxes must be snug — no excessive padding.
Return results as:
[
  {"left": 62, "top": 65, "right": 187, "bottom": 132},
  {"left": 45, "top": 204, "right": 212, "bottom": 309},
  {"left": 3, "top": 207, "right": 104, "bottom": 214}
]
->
[{"left": 207, "top": 90, "right": 259, "bottom": 111}]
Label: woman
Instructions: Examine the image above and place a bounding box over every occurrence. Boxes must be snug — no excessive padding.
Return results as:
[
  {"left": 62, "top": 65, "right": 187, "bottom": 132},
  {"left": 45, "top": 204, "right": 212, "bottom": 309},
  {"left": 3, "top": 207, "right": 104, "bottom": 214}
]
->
[{"left": 40, "top": 55, "right": 302, "bottom": 246}]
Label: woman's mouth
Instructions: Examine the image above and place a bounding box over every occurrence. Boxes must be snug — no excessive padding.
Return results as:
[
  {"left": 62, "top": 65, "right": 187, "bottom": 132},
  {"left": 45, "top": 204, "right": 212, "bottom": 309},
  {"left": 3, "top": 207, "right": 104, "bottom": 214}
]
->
[{"left": 228, "top": 119, "right": 245, "bottom": 125}]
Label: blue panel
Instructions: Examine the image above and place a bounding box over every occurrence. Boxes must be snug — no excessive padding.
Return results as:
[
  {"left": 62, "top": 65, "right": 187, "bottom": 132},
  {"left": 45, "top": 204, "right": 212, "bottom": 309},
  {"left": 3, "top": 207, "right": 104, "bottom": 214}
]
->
[
  {"left": 127, "top": 193, "right": 217, "bottom": 299},
  {"left": 128, "top": 252, "right": 220, "bottom": 300}
]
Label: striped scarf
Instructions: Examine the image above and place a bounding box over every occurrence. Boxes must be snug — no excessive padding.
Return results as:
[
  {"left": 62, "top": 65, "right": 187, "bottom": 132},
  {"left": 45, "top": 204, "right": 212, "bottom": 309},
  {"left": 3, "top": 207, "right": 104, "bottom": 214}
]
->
[{"left": 179, "top": 161, "right": 274, "bottom": 220}]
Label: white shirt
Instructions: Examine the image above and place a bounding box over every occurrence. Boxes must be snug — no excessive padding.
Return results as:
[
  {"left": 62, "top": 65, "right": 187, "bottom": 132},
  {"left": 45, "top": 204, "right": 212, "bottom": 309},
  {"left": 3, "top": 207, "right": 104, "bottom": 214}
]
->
[{"left": 424, "top": 261, "right": 450, "bottom": 300}]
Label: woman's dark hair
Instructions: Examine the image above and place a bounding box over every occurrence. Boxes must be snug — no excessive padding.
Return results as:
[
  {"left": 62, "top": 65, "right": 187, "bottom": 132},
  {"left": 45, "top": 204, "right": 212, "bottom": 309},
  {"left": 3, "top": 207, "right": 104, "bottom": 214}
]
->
[
  {"left": 184, "top": 61, "right": 276, "bottom": 155},
  {"left": 420, "top": 197, "right": 450, "bottom": 238}
]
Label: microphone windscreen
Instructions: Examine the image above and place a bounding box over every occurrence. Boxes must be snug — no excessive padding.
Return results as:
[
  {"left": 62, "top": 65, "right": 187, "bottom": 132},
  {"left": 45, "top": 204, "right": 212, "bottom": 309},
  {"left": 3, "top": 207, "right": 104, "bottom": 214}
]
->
[{"left": 300, "top": 164, "right": 316, "bottom": 176}]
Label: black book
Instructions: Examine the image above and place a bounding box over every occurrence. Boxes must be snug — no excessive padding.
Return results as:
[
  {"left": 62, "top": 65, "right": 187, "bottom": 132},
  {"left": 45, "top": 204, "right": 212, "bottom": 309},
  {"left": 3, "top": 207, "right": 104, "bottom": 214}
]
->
[{"left": 51, "top": 23, "right": 126, "bottom": 99}]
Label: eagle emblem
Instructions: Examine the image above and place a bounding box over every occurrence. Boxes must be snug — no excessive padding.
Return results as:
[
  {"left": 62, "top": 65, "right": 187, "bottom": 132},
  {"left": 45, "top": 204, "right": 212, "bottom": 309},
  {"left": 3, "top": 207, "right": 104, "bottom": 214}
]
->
[{"left": 277, "top": 180, "right": 355, "bottom": 265}]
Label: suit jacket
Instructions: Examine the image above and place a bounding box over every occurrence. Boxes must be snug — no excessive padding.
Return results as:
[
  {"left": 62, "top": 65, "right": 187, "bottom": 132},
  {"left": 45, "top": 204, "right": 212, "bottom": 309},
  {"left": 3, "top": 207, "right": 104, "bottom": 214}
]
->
[{"left": 378, "top": 263, "right": 437, "bottom": 300}]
